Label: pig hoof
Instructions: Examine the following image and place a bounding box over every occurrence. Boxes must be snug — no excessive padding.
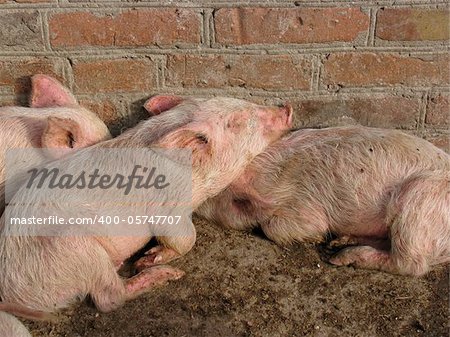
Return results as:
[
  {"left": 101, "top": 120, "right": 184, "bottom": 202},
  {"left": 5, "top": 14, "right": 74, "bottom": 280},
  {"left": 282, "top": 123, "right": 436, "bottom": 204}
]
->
[
  {"left": 135, "top": 246, "right": 180, "bottom": 272},
  {"left": 145, "top": 246, "right": 164, "bottom": 255},
  {"left": 328, "top": 235, "right": 359, "bottom": 248},
  {"left": 329, "top": 246, "right": 391, "bottom": 272},
  {"left": 133, "top": 247, "right": 165, "bottom": 272},
  {"left": 329, "top": 246, "right": 372, "bottom": 266},
  {"left": 134, "top": 255, "right": 159, "bottom": 272}
]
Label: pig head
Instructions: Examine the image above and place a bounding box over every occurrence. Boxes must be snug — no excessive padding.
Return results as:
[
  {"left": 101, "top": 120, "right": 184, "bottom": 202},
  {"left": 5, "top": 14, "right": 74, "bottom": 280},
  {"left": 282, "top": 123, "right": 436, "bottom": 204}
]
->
[{"left": 0, "top": 75, "right": 111, "bottom": 210}]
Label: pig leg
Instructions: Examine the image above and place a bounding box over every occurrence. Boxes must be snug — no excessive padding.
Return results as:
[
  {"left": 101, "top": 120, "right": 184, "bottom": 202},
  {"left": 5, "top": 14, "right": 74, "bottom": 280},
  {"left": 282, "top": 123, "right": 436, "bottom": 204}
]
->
[
  {"left": 134, "top": 221, "right": 196, "bottom": 270},
  {"left": 260, "top": 209, "right": 328, "bottom": 245},
  {"left": 0, "top": 311, "right": 32, "bottom": 337},
  {"left": 330, "top": 171, "right": 450, "bottom": 276},
  {"left": 329, "top": 246, "right": 394, "bottom": 272},
  {"left": 328, "top": 236, "right": 390, "bottom": 251},
  {"left": 0, "top": 236, "right": 183, "bottom": 314},
  {"left": 91, "top": 262, "right": 184, "bottom": 312},
  {"left": 88, "top": 262, "right": 127, "bottom": 312},
  {"left": 86, "top": 239, "right": 184, "bottom": 311},
  {"left": 134, "top": 235, "right": 196, "bottom": 270},
  {"left": 140, "top": 245, "right": 179, "bottom": 264},
  {"left": 124, "top": 266, "right": 185, "bottom": 301}
]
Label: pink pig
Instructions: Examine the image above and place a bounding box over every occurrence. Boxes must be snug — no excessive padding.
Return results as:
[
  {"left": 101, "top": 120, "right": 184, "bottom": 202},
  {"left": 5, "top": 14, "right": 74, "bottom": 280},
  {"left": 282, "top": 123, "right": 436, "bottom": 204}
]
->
[
  {"left": 0, "top": 312, "right": 31, "bottom": 337},
  {"left": 0, "top": 303, "right": 53, "bottom": 337},
  {"left": 0, "top": 95, "right": 292, "bottom": 317},
  {"left": 0, "top": 75, "right": 111, "bottom": 209},
  {"left": 197, "top": 126, "right": 450, "bottom": 276}
]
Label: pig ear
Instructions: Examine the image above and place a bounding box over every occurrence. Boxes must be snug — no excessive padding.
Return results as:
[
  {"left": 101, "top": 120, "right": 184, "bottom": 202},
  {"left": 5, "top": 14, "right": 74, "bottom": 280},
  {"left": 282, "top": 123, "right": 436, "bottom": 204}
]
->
[
  {"left": 160, "top": 128, "right": 210, "bottom": 164},
  {"left": 144, "top": 95, "right": 183, "bottom": 116},
  {"left": 41, "top": 117, "right": 80, "bottom": 151},
  {"left": 30, "top": 74, "right": 79, "bottom": 108}
]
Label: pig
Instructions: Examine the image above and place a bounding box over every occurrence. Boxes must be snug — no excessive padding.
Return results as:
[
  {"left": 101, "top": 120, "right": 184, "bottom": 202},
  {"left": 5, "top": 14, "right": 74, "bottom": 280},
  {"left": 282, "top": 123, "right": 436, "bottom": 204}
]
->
[
  {"left": 0, "top": 303, "right": 53, "bottom": 337},
  {"left": 0, "top": 312, "right": 30, "bottom": 337},
  {"left": 197, "top": 126, "right": 450, "bottom": 276},
  {"left": 0, "top": 95, "right": 292, "bottom": 316},
  {"left": 0, "top": 74, "right": 111, "bottom": 209}
]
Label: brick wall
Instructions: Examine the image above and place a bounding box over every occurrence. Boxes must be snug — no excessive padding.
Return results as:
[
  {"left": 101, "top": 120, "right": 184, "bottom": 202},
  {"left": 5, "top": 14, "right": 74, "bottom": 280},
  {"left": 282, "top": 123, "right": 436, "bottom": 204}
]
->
[{"left": 0, "top": 1, "right": 448, "bottom": 151}]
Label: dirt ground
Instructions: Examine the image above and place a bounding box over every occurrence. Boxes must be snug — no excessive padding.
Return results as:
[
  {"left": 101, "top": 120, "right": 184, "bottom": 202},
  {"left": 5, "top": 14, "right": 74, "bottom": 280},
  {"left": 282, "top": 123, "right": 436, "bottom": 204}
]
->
[{"left": 24, "top": 216, "right": 449, "bottom": 337}]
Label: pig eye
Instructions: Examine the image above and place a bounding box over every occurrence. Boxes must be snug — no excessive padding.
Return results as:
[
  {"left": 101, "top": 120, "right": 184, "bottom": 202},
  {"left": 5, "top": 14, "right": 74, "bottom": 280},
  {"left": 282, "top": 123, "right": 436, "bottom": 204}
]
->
[
  {"left": 68, "top": 133, "right": 75, "bottom": 148},
  {"left": 195, "top": 133, "right": 209, "bottom": 144}
]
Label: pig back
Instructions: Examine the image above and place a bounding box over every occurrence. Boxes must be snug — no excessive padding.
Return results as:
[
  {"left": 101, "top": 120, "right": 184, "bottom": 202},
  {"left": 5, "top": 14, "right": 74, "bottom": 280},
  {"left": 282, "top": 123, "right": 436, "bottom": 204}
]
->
[{"left": 249, "top": 126, "right": 449, "bottom": 235}]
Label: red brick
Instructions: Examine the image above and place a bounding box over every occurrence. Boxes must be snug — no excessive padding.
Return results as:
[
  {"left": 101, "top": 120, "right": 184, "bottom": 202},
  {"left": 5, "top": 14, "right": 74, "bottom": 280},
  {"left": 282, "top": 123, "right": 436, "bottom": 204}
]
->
[
  {"left": 322, "top": 53, "right": 449, "bottom": 88},
  {"left": 289, "top": 95, "right": 420, "bottom": 129},
  {"left": 0, "top": 58, "right": 66, "bottom": 95},
  {"left": 80, "top": 99, "right": 120, "bottom": 126},
  {"left": 376, "top": 8, "right": 450, "bottom": 41},
  {"left": 50, "top": 9, "right": 200, "bottom": 48},
  {"left": 0, "top": 11, "right": 44, "bottom": 51},
  {"left": 14, "top": 0, "right": 56, "bottom": 2},
  {"left": 73, "top": 58, "right": 158, "bottom": 94},
  {"left": 166, "top": 54, "right": 312, "bottom": 90},
  {"left": 426, "top": 93, "right": 449, "bottom": 127},
  {"left": 215, "top": 7, "right": 369, "bottom": 45}
]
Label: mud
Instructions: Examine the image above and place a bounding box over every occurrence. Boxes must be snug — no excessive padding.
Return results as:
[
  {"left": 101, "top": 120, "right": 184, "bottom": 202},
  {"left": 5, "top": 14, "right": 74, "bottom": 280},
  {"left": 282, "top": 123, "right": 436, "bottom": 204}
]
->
[{"left": 23, "top": 216, "right": 448, "bottom": 337}]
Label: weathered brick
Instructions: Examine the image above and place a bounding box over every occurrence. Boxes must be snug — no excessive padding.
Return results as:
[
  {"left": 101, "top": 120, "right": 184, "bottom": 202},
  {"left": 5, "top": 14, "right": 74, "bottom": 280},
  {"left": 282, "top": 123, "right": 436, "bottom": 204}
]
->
[
  {"left": 215, "top": 7, "right": 369, "bottom": 45},
  {"left": 322, "top": 53, "right": 449, "bottom": 88},
  {"left": 79, "top": 99, "right": 121, "bottom": 126},
  {"left": 14, "top": 0, "right": 56, "bottom": 2},
  {"left": 73, "top": 58, "right": 158, "bottom": 94},
  {"left": 50, "top": 9, "right": 200, "bottom": 48},
  {"left": 0, "top": 12, "right": 44, "bottom": 51},
  {"left": 376, "top": 8, "right": 450, "bottom": 41},
  {"left": 426, "top": 93, "right": 449, "bottom": 127},
  {"left": 0, "top": 98, "right": 15, "bottom": 107},
  {"left": 166, "top": 54, "right": 311, "bottom": 90},
  {"left": 0, "top": 58, "right": 66, "bottom": 96},
  {"left": 289, "top": 95, "right": 420, "bottom": 129}
]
